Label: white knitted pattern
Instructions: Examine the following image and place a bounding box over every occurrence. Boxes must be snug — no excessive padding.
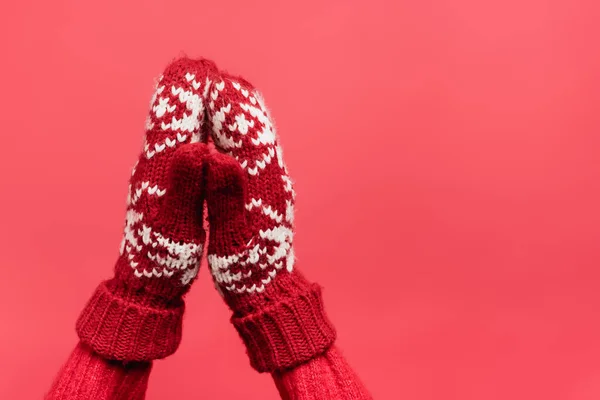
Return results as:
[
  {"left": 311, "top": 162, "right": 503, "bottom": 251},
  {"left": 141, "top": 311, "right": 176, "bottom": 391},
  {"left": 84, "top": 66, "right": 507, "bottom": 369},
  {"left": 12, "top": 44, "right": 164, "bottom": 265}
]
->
[
  {"left": 207, "top": 78, "right": 296, "bottom": 295},
  {"left": 119, "top": 69, "right": 208, "bottom": 285}
]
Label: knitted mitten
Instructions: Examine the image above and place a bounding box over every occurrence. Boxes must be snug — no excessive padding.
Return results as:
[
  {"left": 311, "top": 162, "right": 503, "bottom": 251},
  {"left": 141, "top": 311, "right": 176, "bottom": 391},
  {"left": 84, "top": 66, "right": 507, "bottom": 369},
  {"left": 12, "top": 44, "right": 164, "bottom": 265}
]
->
[
  {"left": 76, "top": 58, "right": 217, "bottom": 362},
  {"left": 204, "top": 71, "right": 336, "bottom": 372}
]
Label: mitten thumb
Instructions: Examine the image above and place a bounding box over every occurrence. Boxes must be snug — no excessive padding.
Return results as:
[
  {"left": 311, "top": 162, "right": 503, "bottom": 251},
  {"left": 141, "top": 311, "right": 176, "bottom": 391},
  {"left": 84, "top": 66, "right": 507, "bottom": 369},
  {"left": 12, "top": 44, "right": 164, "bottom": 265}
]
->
[
  {"left": 205, "top": 150, "right": 251, "bottom": 253},
  {"left": 153, "top": 142, "right": 209, "bottom": 239}
]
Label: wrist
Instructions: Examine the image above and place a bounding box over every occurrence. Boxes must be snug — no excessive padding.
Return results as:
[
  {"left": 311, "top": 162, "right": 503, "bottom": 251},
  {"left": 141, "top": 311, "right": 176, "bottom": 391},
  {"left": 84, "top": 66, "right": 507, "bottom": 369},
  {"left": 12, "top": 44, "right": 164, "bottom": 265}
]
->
[{"left": 228, "top": 271, "right": 336, "bottom": 372}]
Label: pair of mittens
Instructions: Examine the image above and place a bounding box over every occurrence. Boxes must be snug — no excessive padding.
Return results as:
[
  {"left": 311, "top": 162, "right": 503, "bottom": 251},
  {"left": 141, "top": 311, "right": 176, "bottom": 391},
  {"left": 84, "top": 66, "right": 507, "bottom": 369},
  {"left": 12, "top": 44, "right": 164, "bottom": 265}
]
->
[{"left": 77, "top": 58, "right": 335, "bottom": 372}]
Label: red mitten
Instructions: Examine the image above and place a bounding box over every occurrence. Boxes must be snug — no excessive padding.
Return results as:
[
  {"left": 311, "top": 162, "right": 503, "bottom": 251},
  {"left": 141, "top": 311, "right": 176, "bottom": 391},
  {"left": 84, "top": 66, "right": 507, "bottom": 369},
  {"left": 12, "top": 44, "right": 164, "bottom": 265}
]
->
[
  {"left": 76, "top": 58, "right": 217, "bottom": 362},
  {"left": 205, "top": 71, "right": 336, "bottom": 372}
]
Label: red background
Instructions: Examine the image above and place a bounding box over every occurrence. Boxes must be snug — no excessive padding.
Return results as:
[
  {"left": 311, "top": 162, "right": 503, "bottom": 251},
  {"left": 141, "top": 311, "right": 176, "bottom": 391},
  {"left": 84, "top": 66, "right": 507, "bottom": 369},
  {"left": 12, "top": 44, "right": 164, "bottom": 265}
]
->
[{"left": 1, "top": 1, "right": 600, "bottom": 399}]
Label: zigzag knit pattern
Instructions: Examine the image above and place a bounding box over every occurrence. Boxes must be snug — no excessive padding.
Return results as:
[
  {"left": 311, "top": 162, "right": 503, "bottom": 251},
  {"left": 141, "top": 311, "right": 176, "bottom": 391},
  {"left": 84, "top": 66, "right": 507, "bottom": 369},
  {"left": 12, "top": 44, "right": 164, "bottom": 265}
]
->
[
  {"left": 204, "top": 70, "right": 336, "bottom": 372},
  {"left": 118, "top": 59, "right": 214, "bottom": 288},
  {"left": 205, "top": 74, "right": 296, "bottom": 295},
  {"left": 76, "top": 58, "right": 217, "bottom": 362}
]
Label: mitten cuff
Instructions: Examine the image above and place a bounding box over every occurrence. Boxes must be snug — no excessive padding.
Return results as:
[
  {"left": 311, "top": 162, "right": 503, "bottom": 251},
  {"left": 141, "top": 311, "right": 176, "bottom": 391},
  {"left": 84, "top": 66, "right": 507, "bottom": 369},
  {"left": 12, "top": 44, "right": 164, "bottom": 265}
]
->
[
  {"left": 76, "top": 280, "right": 184, "bottom": 362},
  {"left": 232, "top": 284, "right": 336, "bottom": 372}
]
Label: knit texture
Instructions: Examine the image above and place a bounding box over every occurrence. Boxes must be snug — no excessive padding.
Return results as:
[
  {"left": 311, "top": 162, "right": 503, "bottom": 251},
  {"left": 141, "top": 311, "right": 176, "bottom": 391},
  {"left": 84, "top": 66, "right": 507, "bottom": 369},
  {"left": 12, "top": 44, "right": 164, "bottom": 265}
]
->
[
  {"left": 76, "top": 280, "right": 185, "bottom": 361},
  {"left": 204, "top": 70, "right": 336, "bottom": 372},
  {"left": 273, "top": 346, "right": 373, "bottom": 400},
  {"left": 45, "top": 342, "right": 151, "bottom": 400},
  {"left": 77, "top": 57, "right": 217, "bottom": 361}
]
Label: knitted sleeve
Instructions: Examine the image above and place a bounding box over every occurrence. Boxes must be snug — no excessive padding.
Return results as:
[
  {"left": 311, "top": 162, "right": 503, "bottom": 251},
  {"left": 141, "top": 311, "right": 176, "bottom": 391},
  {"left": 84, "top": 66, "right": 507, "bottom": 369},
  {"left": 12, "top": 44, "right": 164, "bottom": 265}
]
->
[
  {"left": 272, "top": 345, "right": 372, "bottom": 400},
  {"left": 45, "top": 342, "right": 151, "bottom": 400}
]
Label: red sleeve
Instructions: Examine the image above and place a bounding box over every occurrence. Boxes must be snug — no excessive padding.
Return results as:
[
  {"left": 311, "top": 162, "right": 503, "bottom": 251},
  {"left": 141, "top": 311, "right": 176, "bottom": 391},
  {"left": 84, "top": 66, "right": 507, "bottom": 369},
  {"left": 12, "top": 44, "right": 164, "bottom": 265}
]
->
[
  {"left": 272, "top": 345, "right": 372, "bottom": 400},
  {"left": 45, "top": 342, "right": 152, "bottom": 400}
]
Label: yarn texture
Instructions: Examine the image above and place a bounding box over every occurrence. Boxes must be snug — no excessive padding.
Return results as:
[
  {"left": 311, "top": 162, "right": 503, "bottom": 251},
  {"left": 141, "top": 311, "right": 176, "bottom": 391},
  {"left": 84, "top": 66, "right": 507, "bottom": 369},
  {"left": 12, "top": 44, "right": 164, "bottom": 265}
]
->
[
  {"left": 46, "top": 57, "right": 371, "bottom": 400},
  {"left": 76, "top": 58, "right": 217, "bottom": 362},
  {"left": 203, "top": 71, "right": 336, "bottom": 372}
]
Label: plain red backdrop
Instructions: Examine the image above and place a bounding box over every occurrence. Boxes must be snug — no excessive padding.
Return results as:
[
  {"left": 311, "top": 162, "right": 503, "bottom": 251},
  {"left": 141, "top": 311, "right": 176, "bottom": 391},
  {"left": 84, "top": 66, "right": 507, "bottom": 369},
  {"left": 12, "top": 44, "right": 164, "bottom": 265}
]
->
[{"left": 1, "top": 0, "right": 600, "bottom": 399}]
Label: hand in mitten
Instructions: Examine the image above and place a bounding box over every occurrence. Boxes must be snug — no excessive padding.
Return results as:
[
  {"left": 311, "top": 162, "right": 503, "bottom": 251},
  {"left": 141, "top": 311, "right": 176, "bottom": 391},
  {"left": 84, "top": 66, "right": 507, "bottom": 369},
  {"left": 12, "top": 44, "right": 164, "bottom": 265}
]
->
[
  {"left": 204, "top": 71, "right": 336, "bottom": 372},
  {"left": 76, "top": 58, "right": 218, "bottom": 362}
]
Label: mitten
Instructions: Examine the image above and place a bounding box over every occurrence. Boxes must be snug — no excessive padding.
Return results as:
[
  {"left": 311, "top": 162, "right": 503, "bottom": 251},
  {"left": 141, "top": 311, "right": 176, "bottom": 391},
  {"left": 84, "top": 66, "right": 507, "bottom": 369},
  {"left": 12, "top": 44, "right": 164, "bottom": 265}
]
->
[
  {"left": 76, "top": 58, "right": 217, "bottom": 362},
  {"left": 204, "top": 71, "right": 336, "bottom": 372}
]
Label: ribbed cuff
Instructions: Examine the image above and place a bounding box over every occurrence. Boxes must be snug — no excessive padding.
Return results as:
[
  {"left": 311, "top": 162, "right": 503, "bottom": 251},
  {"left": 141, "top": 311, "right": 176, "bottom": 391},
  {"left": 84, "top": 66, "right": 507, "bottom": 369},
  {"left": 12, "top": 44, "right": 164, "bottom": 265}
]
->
[
  {"left": 232, "top": 284, "right": 336, "bottom": 372},
  {"left": 76, "top": 281, "right": 184, "bottom": 362}
]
